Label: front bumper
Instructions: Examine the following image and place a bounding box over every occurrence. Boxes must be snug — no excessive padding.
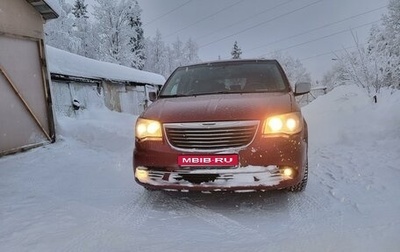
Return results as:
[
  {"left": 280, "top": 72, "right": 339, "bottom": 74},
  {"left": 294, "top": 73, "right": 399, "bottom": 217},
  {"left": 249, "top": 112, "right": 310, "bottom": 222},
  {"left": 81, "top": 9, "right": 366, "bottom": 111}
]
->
[
  {"left": 135, "top": 165, "right": 300, "bottom": 192},
  {"left": 133, "top": 132, "right": 307, "bottom": 192}
]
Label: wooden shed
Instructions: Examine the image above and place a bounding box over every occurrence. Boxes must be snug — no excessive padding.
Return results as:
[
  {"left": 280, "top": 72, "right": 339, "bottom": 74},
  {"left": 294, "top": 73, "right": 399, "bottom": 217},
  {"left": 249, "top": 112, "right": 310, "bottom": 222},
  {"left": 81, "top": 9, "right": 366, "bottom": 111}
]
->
[{"left": 0, "top": 0, "right": 58, "bottom": 156}]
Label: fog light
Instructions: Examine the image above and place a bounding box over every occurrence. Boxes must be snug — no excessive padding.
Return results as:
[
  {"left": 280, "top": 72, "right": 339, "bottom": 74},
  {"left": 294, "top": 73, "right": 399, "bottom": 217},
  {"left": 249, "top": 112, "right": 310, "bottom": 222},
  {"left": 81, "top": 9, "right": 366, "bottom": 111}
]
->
[
  {"left": 281, "top": 167, "right": 294, "bottom": 179},
  {"left": 135, "top": 168, "right": 149, "bottom": 182}
]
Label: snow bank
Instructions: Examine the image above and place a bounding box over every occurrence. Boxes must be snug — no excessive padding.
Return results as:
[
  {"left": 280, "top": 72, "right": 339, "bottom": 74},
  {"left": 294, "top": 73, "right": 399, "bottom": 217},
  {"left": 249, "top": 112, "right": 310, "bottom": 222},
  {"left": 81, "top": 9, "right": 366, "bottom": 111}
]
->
[
  {"left": 303, "top": 85, "right": 400, "bottom": 147},
  {"left": 57, "top": 109, "right": 137, "bottom": 152},
  {"left": 46, "top": 46, "right": 165, "bottom": 85}
]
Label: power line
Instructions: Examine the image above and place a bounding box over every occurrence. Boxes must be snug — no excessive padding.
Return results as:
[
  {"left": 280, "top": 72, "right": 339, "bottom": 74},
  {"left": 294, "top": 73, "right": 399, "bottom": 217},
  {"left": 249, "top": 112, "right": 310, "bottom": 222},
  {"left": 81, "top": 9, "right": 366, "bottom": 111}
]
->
[
  {"left": 199, "top": 0, "right": 323, "bottom": 49},
  {"left": 143, "top": 0, "right": 195, "bottom": 27},
  {"left": 259, "top": 19, "right": 380, "bottom": 58},
  {"left": 165, "top": 0, "right": 245, "bottom": 39},
  {"left": 299, "top": 44, "right": 359, "bottom": 61},
  {"left": 247, "top": 5, "right": 387, "bottom": 53},
  {"left": 194, "top": 0, "right": 296, "bottom": 41}
]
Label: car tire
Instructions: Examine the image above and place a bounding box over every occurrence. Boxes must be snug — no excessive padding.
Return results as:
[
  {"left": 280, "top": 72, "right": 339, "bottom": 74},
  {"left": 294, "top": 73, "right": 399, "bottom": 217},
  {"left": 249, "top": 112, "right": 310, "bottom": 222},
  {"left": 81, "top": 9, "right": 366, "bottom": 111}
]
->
[
  {"left": 144, "top": 186, "right": 156, "bottom": 191},
  {"left": 288, "top": 160, "right": 308, "bottom": 192}
]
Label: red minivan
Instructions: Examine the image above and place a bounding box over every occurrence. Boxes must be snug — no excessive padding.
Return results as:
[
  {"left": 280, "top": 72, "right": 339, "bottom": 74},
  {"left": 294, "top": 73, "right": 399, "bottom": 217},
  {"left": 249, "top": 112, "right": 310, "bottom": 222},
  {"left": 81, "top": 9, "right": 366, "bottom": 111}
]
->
[{"left": 134, "top": 59, "right": 310, "bottom": 192}]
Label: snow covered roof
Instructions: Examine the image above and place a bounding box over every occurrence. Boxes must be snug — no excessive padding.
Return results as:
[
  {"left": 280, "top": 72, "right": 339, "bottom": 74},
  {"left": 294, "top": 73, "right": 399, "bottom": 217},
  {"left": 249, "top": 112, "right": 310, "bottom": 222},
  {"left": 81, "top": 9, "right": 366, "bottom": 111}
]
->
[
  {"left": 26, "top": 0, "right": 59, "bottom": 20},
  {"left": 46, "top": 46, "right": 165, "bottom": 86}
]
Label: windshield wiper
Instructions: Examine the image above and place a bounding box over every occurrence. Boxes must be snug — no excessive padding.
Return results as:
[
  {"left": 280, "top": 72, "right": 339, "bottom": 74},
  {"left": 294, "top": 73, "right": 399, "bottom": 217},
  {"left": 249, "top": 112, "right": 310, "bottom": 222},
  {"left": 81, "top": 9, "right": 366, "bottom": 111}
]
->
[
  {"left": 159, "top": 91, "right": 245, "bottom": 98},
  {"left": 158, "top": 94, "right": 190, "bottom": 98},
  {"left": 191, "top": 91, "right": 233, "bottom": 96}
]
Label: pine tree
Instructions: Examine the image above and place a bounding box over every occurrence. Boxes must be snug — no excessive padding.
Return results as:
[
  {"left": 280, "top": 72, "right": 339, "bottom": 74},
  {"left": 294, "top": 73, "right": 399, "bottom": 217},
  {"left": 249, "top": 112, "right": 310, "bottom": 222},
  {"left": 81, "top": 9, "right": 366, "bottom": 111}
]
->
[
  {"left": 72, "top": 0, "right": 88, "bottom": 19},
  {"left": 127, "top": 2, "right": 146, "bottom": 69},
  {"left": 231, "top": 41, "right": 242, "bottom": 59},
  {"left": 71, "top": 0, "right": 95, "bottom": 58}
]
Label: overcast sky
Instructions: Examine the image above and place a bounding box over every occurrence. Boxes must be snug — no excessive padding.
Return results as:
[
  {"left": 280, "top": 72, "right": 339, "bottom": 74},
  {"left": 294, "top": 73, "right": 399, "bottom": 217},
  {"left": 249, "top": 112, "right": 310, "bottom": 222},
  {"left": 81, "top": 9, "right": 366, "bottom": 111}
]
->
[{"left": 134, "top": 0, "right": 389, "bottom": 81}]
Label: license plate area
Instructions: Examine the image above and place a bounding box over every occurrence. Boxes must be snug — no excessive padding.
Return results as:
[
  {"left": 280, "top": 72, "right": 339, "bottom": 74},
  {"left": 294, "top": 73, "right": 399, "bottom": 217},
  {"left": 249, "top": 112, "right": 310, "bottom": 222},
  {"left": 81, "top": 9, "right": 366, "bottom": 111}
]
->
[{"left": 178, "top": 154, "right": 239, "bottom": 167}]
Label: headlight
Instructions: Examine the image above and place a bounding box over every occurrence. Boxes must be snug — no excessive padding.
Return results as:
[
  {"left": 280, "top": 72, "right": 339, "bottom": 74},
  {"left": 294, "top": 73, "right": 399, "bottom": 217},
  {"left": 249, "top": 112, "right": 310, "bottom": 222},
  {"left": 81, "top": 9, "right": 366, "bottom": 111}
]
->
[
  {"left": 262, "top": 112, "right": 303, "bottom": 135},
  {"left": 136, "top": 118, "right": 162, "bottom": 141}
]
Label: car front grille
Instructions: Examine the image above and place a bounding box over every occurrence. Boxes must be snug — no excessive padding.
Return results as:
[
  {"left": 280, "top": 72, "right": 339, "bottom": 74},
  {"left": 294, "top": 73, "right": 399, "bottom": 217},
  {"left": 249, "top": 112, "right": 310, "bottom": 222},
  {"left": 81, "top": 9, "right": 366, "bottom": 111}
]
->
[{"left": 164, "top": 121, "right": 259, "bottom": 151}]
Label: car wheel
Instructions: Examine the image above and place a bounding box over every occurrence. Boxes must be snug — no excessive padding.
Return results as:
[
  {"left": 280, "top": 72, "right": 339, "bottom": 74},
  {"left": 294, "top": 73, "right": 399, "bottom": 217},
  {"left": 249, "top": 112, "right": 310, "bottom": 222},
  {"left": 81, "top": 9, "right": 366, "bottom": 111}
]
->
[{"left": 288, "top": 160, "right": 308, "bottom": 192}]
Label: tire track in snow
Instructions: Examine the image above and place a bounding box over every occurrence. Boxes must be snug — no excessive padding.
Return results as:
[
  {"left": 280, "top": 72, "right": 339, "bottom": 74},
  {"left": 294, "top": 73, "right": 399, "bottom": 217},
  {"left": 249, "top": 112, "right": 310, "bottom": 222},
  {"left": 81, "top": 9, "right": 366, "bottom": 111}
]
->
[
  {"left": 60, "top": 190, "right": 160, "bottom": 252},
  {"left": 161, "top": 193, "right": 262, "bottom": 238},
  {"left": 312, "top": 146, "right": 379, "bottom": 213},
  {"left": 286, "top": 192, "right": 345, "bottom": 249},
  {"left": 286, "top": 142, "right": 399, "bottom": 248},
  {"left": 286, "top": 146, "right": 368, "bottom": 247},
  {"left": 285, "top": 149, "right": 347, "bottom": 248}
]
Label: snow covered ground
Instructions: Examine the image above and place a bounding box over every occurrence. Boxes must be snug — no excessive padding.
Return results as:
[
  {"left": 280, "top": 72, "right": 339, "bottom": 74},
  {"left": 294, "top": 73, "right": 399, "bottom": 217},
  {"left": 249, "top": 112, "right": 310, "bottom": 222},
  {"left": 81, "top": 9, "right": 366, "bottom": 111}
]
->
[{"left": 1, "top": 85, "right": 399, "bottom": 252}]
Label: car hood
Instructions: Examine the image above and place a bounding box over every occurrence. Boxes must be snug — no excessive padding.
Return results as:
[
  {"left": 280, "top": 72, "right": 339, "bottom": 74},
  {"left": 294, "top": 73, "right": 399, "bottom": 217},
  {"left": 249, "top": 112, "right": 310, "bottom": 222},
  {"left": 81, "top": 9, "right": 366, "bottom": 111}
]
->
[{"left": 142, "top": 92, "right": 294, "bottom": 123}]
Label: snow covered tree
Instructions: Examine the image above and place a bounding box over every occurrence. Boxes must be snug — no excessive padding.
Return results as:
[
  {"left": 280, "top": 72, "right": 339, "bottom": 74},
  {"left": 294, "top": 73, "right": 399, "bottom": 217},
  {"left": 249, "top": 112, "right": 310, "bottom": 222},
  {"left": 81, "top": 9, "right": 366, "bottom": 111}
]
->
[
  {"left": 45, "top": 0, "right": 98, "bottom": 59},
  {"left": 169, "top": 37, "right": 185, "bottom": 73},
  {"left": 321, "top": 62, "right": 349, "bottom": 91},
  {"left": 45, "top": 0, "right": 81, "bottom": 53},
  {"left": 347, "top": 33, "right": 385, "bottom": 94},
  {"left": 231, "top": 41, "right": 242, "bottom": 59},
  {"left": 70, "top": 0, "right": 97, "bottom": 58},
  {"left": 327, "top": 32, "right": 386, "bottom": 98},
  {"left": 169, "top": 37, "right": 201, "bottom": 72},
  {"left": 72, "top": 0, "right": 88, "bottom": 18},
  {"left": 73, "top": 17, "right": 98, "bottom": 59},
  {"left": 144, "top": 33, "right": 201, "bottom": 77},
  {"left": 382, "top": 0, "right": 400, "bottom": 55},
  {"left": 368, "top": 0, "right": 400, "bottom": 89},
  {"left": 331, "top": 0, "right": 400, "bottom": 96},
  {"left": 92, "top": 0, "right": 142, "bottom": 66},
  {"left": 127, "top": 2, "right": 146, "bottom": 69},
  {"left": 143, "top": 30, "right": 169, "bottom": 77},
  {"left": 182, "top": 38, "right": 201, "bottom": 66},
  {"left": 269, "top": 51, "right": 312, "bottom": 87}
]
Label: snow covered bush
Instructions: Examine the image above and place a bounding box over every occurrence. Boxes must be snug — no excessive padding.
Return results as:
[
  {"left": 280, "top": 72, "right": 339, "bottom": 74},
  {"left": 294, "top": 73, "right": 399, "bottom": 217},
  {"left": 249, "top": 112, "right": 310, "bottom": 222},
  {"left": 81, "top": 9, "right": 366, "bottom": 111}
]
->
[
  {"left": 320, "top": 62, "right": 349, "bottom": 92},
  {"left": 328, "top": 0, "right": 400, "bottom": 97}
]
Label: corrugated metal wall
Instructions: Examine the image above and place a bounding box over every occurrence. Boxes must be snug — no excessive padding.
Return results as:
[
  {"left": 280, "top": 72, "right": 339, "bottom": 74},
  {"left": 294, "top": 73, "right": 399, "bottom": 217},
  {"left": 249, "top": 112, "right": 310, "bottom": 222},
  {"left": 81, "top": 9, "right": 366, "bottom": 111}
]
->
[
  {"left": 51, "top": 80, "right": 104, "bottom": 116},
  {"left": 51, "top": 79, "right": 152, "bottom": 116}
]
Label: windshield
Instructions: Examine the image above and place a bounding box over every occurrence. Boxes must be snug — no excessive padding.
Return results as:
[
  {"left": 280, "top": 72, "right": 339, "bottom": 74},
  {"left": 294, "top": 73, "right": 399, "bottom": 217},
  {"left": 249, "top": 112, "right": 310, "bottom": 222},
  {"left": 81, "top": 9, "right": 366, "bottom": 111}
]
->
[{"left": 159, "top": 62, "right": 288, "bottom": 97}]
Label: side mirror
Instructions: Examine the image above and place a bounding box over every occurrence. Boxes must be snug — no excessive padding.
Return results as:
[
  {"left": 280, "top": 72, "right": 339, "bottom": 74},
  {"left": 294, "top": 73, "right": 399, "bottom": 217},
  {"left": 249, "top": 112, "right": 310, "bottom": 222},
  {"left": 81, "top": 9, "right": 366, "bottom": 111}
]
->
[
  {"left": 294, "top": 82, "right": 311, "bottom": 96},
  {"left": 149, "top": 91, "right": 157, "bottom": 102}
]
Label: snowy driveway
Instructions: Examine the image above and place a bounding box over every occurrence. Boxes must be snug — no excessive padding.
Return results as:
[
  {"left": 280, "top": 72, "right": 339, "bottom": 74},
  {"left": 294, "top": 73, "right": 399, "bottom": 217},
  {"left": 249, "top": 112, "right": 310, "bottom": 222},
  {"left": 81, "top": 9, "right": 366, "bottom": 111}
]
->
[{"left": 1, "top": 86, "right": 399, "bottom": 251}]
